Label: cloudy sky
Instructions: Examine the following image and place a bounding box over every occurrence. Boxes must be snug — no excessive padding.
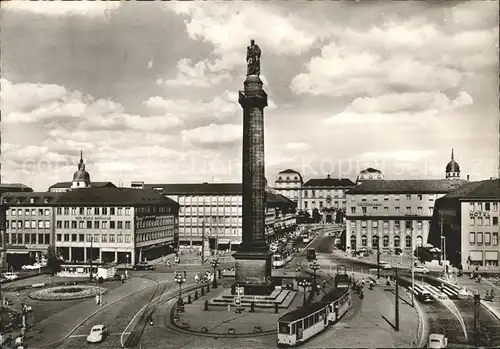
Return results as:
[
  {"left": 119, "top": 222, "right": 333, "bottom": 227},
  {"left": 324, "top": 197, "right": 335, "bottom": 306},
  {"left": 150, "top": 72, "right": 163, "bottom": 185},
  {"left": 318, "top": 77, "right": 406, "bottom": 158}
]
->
[{"left": 1, "top": 1, "right": 498, "bottom": 191}]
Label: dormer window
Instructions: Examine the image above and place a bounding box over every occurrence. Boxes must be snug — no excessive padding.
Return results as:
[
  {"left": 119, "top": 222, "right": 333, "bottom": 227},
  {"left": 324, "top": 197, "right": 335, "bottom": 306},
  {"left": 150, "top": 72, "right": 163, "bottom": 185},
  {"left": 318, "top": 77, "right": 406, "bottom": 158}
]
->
[
  {"left": 2, "top": 198, "right": 7, "bottom": 204},
  {"left": 286, "top": 176, "right": 290, "bottom": 180},
  {"left": 29, "top": 198, "right": 35, "bottom": 204},
  {"left": 44, "top": 198, "right": 49, "bottom": 204},
  {"left": 17, "top": 199, "right": 21, "bottom": 204}
]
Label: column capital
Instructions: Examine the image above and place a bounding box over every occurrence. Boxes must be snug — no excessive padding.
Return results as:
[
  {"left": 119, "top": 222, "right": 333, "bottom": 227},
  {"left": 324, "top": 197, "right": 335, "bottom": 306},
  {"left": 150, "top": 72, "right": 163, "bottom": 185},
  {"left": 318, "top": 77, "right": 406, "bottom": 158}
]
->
[{"left": 239, "top": 90, "right": 268, "bottom": 109}]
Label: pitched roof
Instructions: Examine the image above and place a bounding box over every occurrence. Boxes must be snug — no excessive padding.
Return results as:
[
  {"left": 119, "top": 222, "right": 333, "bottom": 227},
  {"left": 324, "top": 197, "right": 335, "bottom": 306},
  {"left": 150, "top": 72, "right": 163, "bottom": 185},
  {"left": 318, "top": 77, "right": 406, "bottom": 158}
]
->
[
  {"left": 347, "top": 179, "right": 467, "bottom": 194},
  {"left": 0, "top": 183, "right": 33, "bottom": 194},
  {"left": 266, "top": 192, "right": 295, "bottom": 208},
  {"left": 303, "top": 178, "right": 356, "bottom": 187},
  {"left": 441, "top": 179, "right": 500, "bottom": 200},
  {"left": 2, "top": 192, "right": 62, "bottom": 206},
  {"left": 144, "top": 183, "right": 242, "bottom": 195},
  {"left": 53, "top": 188, "right": 179, "bottom": 207},
  {"left": 279, "top": 169, "right": 301, "bottom": 174},
  {"left": 48, "top": 181, "right": 117, "bottom": 189},
  {"left": 360, "top": 167, "right": 382, "bottom": 174}
]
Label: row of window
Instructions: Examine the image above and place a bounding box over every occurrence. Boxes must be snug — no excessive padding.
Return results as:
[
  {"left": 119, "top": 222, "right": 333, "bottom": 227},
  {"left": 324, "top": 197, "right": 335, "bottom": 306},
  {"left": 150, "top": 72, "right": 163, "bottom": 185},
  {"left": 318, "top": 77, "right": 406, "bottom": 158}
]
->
[
  {"left": 469, "top": 202, "right": 499, "bottom": 211},
  {"left": 57, "top": 233, "right": 131, "bottom": 243},
  {"left": 351, "top": 220, "right": 423, "bottom": 229},
  {"left": 357, "top": 194, "right": 435, "bottom": 202},
  {"left": 8, "top": 209, "right": 51, "bottom": 217},
  {"left": 350, "top": 235, "right": 417, "bottom": 249},
  {"left": 5, "top": 233, "right": 51, "bottom": 245},
  {"left": 136, "top": 230, "right": 174, "bottom": 243},
  {"left": 56, "top": 207, "right": 132, "bottom": 216},
  {"left": 303, "top": 201, "right": 343, "bottom": 209},
  {"left": 7, "top": 220, "right": 51, "bottom": 229},
  {"left": 470, "top": 216, "right": 498, "bottom": 226},
  {"left": 469, "top": 232, "right": 499, "bottom": 246},
  {"left": 303, "top": 190, "right": 346, "bottom": 198},
  {"left": 55, "top": 220, "right": 132, "bottom": 230},
  {"left": 178, "top": 227, "right": 240, "bottom": 236},
  {"left": 174, "top": 196, "right": 242, "bottom": 204},
  {"left": 350, "top": 206, "right": 433, "bottom": 215}
]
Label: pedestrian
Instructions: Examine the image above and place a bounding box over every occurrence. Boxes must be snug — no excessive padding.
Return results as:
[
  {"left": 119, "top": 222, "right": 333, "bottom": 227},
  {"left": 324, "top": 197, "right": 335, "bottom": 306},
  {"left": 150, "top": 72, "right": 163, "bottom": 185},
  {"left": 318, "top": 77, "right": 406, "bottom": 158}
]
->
[
  {"left": 194, "top": 273, "right": 199, "bottom": 283},
  {"left": 95, "top": 294, "right": 100, "bottom": 306},
  {"left": 184, "top": 268, "right": 187, "bottom": 278}
]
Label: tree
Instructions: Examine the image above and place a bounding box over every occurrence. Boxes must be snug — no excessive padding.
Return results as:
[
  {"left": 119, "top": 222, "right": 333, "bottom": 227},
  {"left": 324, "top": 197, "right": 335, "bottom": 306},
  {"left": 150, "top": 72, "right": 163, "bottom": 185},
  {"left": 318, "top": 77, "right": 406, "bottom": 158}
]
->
[
  {"left": 312, "top": 208, "right": 321, "bottom": 223},
  {"left": 45, "top": 245, "right": 62, "bottom": 276}
]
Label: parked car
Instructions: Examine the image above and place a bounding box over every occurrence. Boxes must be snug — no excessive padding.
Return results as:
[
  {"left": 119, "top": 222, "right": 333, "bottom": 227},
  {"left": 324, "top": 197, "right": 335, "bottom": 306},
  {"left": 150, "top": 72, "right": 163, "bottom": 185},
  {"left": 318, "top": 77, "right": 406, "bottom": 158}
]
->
[
  {"left": 428, "top": 333, "right": 448, "bottom": 348},
  {"left": 417, "top": 291, "right": 434, "bottom": 303},
  {"left": 380, "top": 262, "right": 392, "bottom": 270},
  {"left": 132, "top": 263, "right": 155, "bottom": 271},
  {"left": 86, "top": 324, "right": 108, "bottom": 343},
  {"left": 2, "top": 272, "right": 19, "bottom": 281},
  {"left": 457, "top": 287, "right": 470, "bottom": 300},
  {"left": 21, "top": 262, "right": 45, "bottom": 270},
  {"left": 412, "top": 266, "right": 430, "bottom": 274}
]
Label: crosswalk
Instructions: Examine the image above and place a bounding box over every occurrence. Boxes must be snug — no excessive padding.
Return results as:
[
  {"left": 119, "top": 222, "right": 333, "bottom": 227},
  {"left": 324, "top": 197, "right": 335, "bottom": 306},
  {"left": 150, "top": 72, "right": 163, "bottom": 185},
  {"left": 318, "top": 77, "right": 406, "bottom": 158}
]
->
[{"left": 412, "top": 282, "right": 459, "bottom": 299}]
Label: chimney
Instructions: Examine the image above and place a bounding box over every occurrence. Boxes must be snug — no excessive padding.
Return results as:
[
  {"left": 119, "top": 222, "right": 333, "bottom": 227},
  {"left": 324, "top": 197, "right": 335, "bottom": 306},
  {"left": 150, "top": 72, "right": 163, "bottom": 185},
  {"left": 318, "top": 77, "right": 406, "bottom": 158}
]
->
[{"left": 467, "top": 175, "right": 470, "bottom": 182}]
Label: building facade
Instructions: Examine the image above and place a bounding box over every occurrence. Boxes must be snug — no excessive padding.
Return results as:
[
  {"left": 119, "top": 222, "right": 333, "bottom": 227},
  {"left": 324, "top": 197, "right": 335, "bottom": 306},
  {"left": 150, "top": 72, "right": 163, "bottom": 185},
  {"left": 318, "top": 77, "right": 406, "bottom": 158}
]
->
[
  {"left": 141, "top": 183, "right": 297, "bottom": 249},
  {"left": 2, "top": 192, "right": 59, "bottom": 268},
  {"left": 345, "top": 179, "right": 467, "bottom": 255},
  {"left": 273, "top": 169, "right": 303, "bottom": 205},
  {"left": 0, "top": 183, "right": 34, "bottom": 267},
  {"left": 301, "top": 175, "right": 356, "bottom": 222},
  {"left": 1, "top": 188, "right": 179, "bottom": 268},
  {"left": 428, "top": 179, "right": 500, "bottom": 271},
  {"left": 53, "top": 188, "right": 179, "bottom": 265}
]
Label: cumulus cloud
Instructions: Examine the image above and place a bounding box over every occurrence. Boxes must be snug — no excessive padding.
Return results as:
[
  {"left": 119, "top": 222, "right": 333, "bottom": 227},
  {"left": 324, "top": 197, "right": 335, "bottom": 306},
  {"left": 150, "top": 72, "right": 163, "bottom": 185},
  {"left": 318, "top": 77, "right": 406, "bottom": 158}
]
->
[
  {"left": 285, "top": 142, "right": 311, "bottom": 151},
  {"left": 2, "top": 1, "right": 121, "bottom": 17},
  {"left": 161, "top": 2, "right": 319, "bottom": 87},
  {"left": 181, "top": 123, "right": 241, "bottom": 148},
  {"left": 291, "top": 20, "right": 497, "bottom": 97}
]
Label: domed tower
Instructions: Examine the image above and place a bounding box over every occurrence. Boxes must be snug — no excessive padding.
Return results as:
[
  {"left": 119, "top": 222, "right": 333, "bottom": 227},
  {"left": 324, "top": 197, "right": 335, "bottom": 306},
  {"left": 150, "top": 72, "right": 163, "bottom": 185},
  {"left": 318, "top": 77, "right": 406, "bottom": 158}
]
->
[
  {"left": 71, "top": 150, "right": 91, "bottom": 189},
  {"left": 356, "top": 167, "right": 384, "bottom": 185},
  {"left": 445, "top": 148, "right": 460, "bottom": 180}
]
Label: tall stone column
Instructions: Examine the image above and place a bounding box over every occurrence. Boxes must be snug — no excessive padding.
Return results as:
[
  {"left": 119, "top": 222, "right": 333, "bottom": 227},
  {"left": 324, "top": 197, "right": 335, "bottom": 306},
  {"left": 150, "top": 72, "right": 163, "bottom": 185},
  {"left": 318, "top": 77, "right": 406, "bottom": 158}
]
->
[{"left": 232, "top": 40, "right": 273, "bottom": 295}]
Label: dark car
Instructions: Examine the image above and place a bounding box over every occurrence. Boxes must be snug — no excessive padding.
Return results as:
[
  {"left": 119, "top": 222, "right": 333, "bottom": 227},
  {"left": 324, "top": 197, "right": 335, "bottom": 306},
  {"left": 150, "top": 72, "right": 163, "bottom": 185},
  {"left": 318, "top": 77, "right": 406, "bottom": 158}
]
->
[{"left": 133, "top": 263, "right": 155, "bottom": 271}]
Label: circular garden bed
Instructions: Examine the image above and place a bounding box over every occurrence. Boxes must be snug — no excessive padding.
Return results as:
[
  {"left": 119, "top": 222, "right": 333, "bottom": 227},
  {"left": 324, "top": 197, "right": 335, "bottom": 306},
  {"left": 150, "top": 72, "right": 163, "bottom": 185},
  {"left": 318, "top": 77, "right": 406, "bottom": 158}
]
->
[{"left": 29, "top": 285, "right": 108, "bottom": 301}]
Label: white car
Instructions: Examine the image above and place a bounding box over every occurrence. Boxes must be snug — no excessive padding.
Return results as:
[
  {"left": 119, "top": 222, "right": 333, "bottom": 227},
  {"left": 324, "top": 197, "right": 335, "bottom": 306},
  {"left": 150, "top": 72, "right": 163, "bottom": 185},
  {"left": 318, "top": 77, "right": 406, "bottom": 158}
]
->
[
  {"left": 428, "top": 333, "right": 448, "bottom": 348},
  {"left": 412, "top": 266, "right": 429, "bottom": 274},
  {"left": 2, "top": 272, "right": 19, "bottom": 281},
  {"left": 457, "top": 287, "right": 470, "bottom": 300},
  {"left": 21, "top": 263, "right": 46, "bottom": 270},
  {"left": 86, "top": 324, "right": 108, "bottom": 343},
  {"left": 380, "top": 262, "right": 392, "bottom": 270}
]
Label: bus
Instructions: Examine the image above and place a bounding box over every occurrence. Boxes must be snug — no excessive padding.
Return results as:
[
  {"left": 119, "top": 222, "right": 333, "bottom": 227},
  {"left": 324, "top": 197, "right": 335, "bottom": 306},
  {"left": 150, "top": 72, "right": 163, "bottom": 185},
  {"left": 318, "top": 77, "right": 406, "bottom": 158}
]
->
[
  {"left": 272, "top": 249, "right": 293, "bottom": 268},
  {"left": 306, "top": 248, "right": 316, "bottom": 262}
]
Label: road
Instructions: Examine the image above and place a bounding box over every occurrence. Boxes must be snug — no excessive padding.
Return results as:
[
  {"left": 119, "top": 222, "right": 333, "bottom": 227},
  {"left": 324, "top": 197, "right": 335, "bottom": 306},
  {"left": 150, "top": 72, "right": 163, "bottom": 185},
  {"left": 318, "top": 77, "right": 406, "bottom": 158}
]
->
[{"left": 305, "top": 228, "right": 500, "bottom": 348}]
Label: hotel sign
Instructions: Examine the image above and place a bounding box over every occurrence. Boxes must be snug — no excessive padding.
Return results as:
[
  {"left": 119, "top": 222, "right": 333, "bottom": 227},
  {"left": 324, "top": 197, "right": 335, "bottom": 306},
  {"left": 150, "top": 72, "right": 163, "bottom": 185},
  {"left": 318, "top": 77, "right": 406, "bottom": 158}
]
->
[
  {"left": 469, "top": 211, "right": 490, "bottom": 218},
  {"left": 357, "top": 202, "right": 382, "bottom": 207},
  {"left": 75, "top": 216, "right": 112, "bottom": 221}
]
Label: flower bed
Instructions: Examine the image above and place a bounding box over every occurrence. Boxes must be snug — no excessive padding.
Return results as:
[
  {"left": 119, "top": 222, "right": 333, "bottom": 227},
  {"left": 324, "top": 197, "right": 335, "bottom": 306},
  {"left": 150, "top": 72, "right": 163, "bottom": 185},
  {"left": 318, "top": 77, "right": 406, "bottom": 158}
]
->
[{"left": 29, "top": 285, "right": 108, "bottom": 301}]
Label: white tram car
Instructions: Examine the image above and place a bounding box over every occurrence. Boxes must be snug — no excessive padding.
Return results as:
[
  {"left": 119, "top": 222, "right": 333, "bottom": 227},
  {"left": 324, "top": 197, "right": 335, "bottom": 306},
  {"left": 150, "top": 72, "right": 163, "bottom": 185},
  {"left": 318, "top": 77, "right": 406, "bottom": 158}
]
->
[
  {"left": 272, "top": 249, "right": 293, "bottom": 268},
  {"left": 277, "top": 287, "right": 351, "bottom": 347}
]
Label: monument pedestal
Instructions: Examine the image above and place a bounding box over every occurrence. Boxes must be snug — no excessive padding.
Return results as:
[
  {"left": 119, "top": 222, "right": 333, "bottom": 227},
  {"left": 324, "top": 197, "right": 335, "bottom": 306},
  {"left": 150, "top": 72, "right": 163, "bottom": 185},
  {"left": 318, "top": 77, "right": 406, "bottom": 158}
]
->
[{"left": 232, "top": 247, "right": 274, "bottom": 295}]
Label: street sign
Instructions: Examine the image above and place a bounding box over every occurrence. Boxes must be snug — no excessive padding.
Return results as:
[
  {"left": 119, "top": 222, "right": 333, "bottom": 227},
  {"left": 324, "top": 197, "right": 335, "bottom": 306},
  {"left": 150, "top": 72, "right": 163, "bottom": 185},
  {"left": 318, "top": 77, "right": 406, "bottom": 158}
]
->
[
  {"left": 236, "top": 286, "right": 244, "bottom": 296},
  {"left": 234, "top": 297, "right": 241, "bottom": 306}
]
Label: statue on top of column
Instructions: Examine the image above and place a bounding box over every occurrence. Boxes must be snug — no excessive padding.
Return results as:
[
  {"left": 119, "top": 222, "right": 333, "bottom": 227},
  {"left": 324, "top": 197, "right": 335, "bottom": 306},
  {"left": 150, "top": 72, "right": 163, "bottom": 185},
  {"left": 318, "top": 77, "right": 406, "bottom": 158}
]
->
[{"left": 246, "top": 39, "right": 261, "bottom": 76}]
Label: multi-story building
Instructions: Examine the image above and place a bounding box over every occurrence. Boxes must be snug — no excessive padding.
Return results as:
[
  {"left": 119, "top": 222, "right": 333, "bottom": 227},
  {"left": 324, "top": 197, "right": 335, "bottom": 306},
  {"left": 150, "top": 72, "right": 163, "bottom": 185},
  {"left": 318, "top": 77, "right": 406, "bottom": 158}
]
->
[
  {"left": 301, "top": 175, "right": 356, "bottom": 222},
  {"left": 356, "top": 167, "right": 384, "bottom": 185},
  {"left": 1, "top": 183, "right": 34, "bottom": 267},
  {"left": 273, "top": 169, "right": 303, "bottom": 205},
  {"left": 140, "top": 182, "right": 297, "bottom": 249},
  {"left": 345, "top": 179, "right": 467, "bottom": 254},
  {"left": 428, "top": 179, "right": 500, "bottom": 271},
  {"left": 1, "top": 192, "right": 60, "bottom": 268},
  {"left": 53, "top": 187, "right": 179, "bottom": 265}
]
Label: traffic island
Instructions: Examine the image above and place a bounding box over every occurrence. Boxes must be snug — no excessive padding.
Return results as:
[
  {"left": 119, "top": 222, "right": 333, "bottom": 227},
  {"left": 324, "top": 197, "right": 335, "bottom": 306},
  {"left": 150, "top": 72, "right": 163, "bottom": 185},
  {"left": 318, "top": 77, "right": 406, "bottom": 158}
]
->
[{"left": 168, "top": 283, "right": 304, "bottom": 337}]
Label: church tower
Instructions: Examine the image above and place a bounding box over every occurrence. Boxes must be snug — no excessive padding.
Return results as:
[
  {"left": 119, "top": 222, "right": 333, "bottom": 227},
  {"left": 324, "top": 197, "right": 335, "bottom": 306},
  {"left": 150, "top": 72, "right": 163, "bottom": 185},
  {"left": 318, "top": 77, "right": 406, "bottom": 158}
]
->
[
  {"left": 445, "top": 148, "right": 460, "bottom": 180},
  {"left": 71, "top": 150, "right": 91, "bottom": 189}
]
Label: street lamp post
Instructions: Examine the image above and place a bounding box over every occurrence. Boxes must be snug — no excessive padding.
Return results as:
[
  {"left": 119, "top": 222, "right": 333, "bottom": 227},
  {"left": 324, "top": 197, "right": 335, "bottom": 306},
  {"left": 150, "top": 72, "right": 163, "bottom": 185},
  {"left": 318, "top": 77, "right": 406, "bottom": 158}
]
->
[
  {"left": 126, "top": 254, "right": 130, "bottom": 269},
  {"left": 175, "top": 273, "right": 186, "bottom": 307},
  {"left": 310, "top": 261, "right": 320, "bottom": 296},
  {"left": 411, "top": 236, "right": 415, "bottom": 307},
  {"left": 89, "top": 236, "right": 94, "bottom": 281},
  {"left": 297, "top": 279, "right": 311, "bottom": 306},
  {"left": 210, "top": 259, "right": 220, "bottom": 289},
  {"left": 375, "top": 236, "right": 381, "bottom": 279},
  {"left": 441, "top": 236, "right": 446, "bottom": 278}
]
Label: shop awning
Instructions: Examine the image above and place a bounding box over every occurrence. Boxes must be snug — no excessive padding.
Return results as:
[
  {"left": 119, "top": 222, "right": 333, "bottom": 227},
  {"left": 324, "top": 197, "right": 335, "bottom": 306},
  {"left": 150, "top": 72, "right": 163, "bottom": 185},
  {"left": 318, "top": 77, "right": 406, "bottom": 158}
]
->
[
  {"left": 485, "top": 251, "right": 498, "bottom": 261},
  {"left": 469, "top": 251, "right": 483, "bottom": 261}
]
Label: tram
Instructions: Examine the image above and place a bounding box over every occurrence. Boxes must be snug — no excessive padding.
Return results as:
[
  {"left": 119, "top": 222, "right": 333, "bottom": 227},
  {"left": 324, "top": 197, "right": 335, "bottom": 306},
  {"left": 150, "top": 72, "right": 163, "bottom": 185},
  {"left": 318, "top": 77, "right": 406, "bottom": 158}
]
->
[
  {"left": 272, "top": 249, "right": 293, "bottom": 268},
  {"left": 302, "top": 234, "right": 311, "bottom": 244},
  {"left": 277, "top": 286, "right": 351, "bottom": 347}
]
